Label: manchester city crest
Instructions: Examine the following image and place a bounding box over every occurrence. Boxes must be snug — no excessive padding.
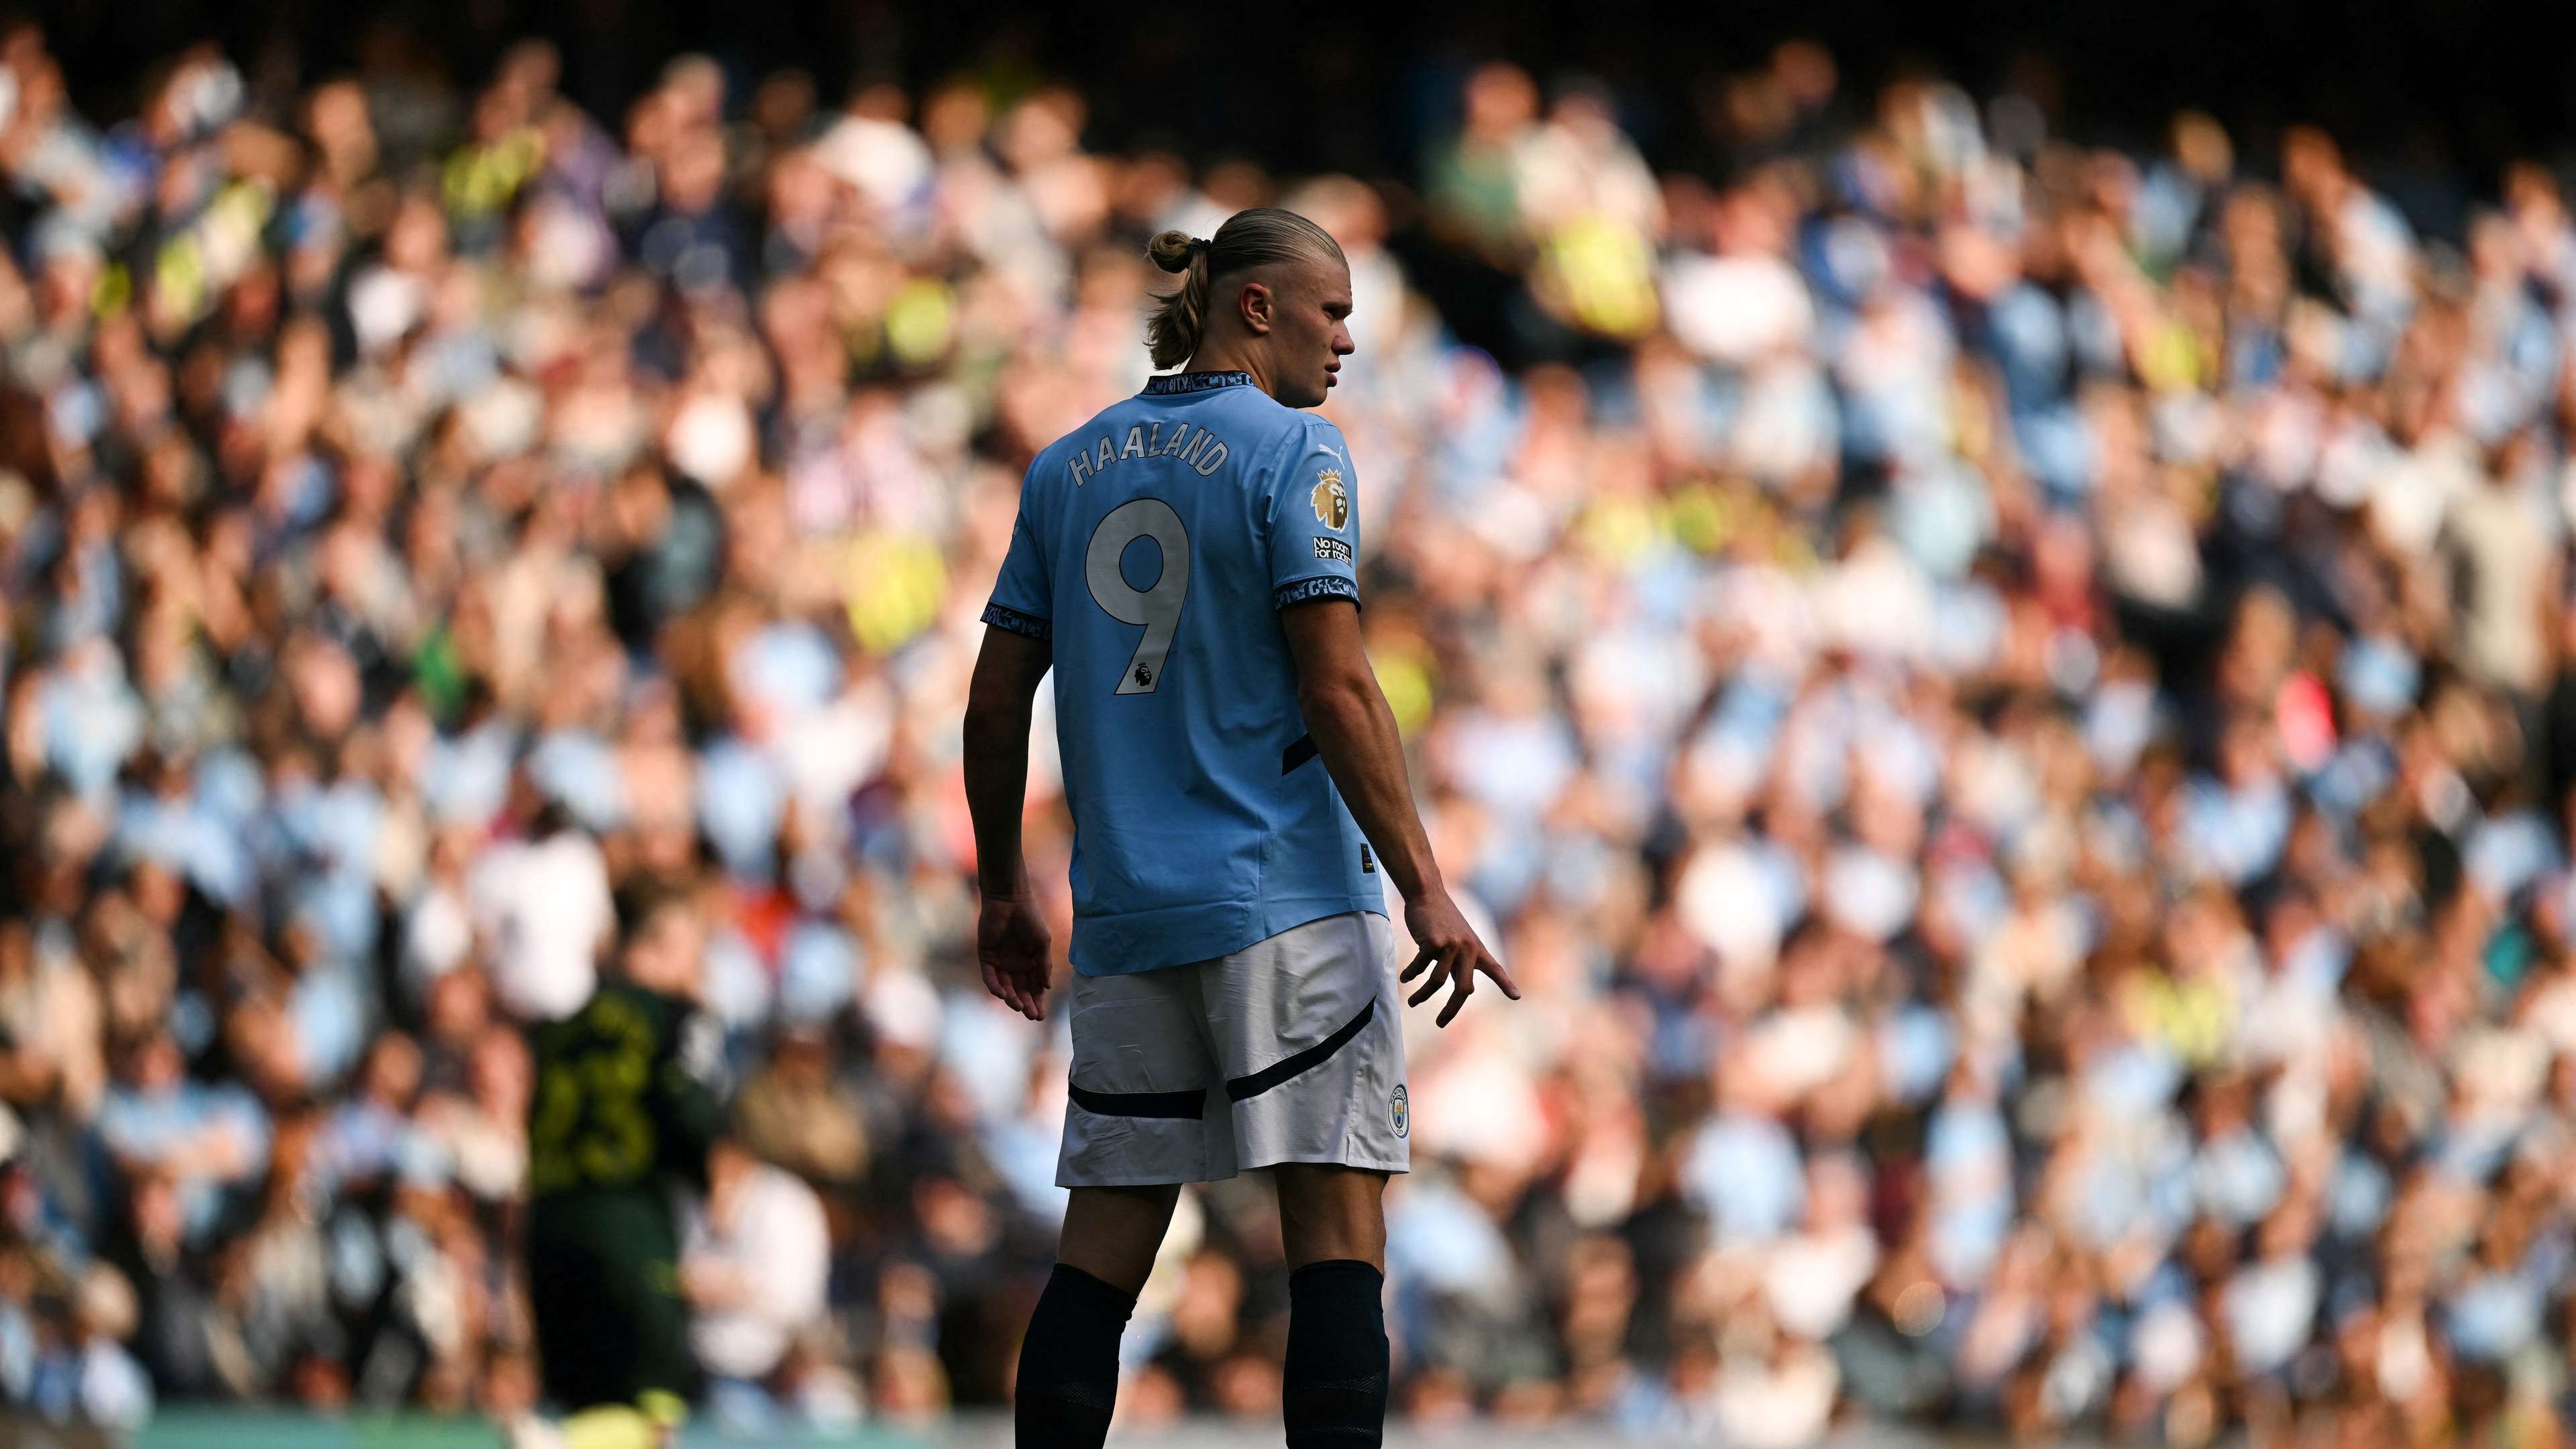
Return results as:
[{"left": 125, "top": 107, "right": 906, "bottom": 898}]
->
[{"left": 1389, "top": 1084, "right": 1409, "bottom": 1138}]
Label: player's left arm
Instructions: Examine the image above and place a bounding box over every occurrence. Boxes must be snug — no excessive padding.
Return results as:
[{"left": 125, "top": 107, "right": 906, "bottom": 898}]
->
[
  {"left": 964, "top": 625, "right": 1055, "bottom": 1021},
  {"left": 657, "top": 1006, "right": 729, "bottom": 1190},
  {"left": 1269, "top": 419, "right": 1517, "bottom": 1026}
]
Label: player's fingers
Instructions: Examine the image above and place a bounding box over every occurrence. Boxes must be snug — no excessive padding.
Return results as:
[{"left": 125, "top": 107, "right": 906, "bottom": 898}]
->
[
  {"left": 994, "top": 964, "right": 1032, "bottom": 1019},
  {"left": 1478, "top": 949, "right": 1522, "bottom": 1000},
  {"left": 1401, "top": 944, "right": 1438, "bottom": 983},
  {"left": 1407, "top": 954, "right": 1451, "bottom": 1008},
  {"left": 981, "top": 958, "right": 1008, "bottom": 1004},
  {"left": 1437, "top": 961, "right": 1477, "bottom": 1028}
]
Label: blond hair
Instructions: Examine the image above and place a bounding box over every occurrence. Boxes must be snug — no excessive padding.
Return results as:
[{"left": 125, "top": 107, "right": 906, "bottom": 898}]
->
[{"left": 1144, "top": 208, "right": 1346, "bottom": 369}]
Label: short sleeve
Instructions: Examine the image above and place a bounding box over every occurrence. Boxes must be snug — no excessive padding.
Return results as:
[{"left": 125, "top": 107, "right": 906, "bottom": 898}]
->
[
  {"left": 1267, "top": 419, "right": 1361, "bottom": 612},
  {"left": 981, "top": 462, "right": 1053, "bottom": 640}
]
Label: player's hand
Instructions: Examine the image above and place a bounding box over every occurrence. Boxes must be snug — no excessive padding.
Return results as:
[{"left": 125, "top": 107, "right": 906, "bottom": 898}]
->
[
  {"left": 977, "top": 892, "right": 1053, "bottom": 1022},
  {"left": 1399, "top": 890, "right": 1519, "bottom": 1028}
]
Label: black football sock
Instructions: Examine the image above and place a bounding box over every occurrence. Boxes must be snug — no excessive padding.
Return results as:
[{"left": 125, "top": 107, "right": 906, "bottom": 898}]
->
[
  {"left": 1014, "top": 1263, "right": 1136, "bottom": 1448},
  {"left": 1283, "top": 1258, "right": 1390, "bottom": 1448}
]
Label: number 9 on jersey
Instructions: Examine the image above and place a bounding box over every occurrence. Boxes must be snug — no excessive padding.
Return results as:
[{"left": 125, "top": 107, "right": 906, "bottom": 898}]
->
[{"left": 1085, "top": 498, "right": 1191, "bottom": 696}]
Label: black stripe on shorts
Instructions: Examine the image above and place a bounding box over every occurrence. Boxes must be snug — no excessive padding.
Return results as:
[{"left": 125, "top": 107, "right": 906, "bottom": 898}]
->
[
  {"left": 1226, "top": 1002, "right": 1377, "bottom": 1103},
  {"left": 1067, "top": 1083, "right": 1205, "bottom": 1119}
]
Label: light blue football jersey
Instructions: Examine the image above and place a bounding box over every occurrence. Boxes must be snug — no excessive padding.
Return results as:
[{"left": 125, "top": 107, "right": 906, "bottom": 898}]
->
[{"left": 983, "top": 370, "right": 1383, "bottom": 975}]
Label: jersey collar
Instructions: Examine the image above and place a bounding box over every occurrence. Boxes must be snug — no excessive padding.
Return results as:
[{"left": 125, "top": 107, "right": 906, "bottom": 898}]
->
[{"left": 1142, "top": 370, "right": 1255, "bottom": 395}]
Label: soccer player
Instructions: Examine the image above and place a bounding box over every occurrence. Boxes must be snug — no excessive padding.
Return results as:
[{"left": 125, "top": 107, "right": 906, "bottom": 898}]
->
[
  {"left": 963, "top": 208, "right": 1519, "bottom": 1448},
  {"left": 523, "top": 890, "right": 727, "bottom": 1440}
]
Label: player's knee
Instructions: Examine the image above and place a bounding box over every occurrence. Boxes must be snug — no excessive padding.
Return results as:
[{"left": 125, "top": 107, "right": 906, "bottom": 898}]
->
[
  {"left": 1275, "top": 1164, "right": 1388, "bottom": 1269},
  {"left": 1057, "top": 1183, "right": 1181, "bottom": 1293}
]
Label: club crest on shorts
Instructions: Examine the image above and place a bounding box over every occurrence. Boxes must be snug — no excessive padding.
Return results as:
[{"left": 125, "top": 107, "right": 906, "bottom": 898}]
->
[
  {"left": 1311, "top": 470, "right": 1349, "bottom": 531},
  {"left": 1389, "top": 1084, "right": 1409, "bottom": 1138}
]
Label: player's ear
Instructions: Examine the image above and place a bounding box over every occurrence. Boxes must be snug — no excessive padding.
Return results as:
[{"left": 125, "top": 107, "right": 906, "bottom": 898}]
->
[{"left": 1238, "top": 278, "right": 1273, "bottom": 335}]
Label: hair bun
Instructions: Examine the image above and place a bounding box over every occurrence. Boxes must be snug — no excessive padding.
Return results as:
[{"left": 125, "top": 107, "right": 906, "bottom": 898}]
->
[{"left": 1146, "top": 230, "right": 1203, "bottom": 274}]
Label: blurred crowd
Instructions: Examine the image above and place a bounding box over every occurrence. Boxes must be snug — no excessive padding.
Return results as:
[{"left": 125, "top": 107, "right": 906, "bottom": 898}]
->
[{"left": 6, "top": 16, "right": 2576, "bottom": 1447}]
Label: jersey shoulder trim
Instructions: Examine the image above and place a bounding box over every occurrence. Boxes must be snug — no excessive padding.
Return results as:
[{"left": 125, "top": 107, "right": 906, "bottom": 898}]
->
[
  {"left": 1274, "top": 575, "right": 1360, "bottom": 610},
  {"left": 982, "top": 602, "right": 1053, "bottom": 640}
]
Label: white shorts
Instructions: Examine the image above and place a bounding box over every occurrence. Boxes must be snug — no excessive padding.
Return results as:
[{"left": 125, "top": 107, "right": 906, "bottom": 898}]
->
[{"left": 1057, "top": 912, "right": 1410, "bottom": 1187}]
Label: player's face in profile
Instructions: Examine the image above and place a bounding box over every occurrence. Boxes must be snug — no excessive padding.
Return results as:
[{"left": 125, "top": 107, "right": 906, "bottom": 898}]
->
[{"left": 1268, "top": 256, "right": 1355, "bottom": 409}]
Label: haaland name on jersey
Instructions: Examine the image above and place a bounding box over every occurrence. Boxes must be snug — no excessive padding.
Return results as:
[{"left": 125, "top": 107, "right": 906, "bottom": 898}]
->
[{"left": 1067, "top": 419, "right": 1233, "bottom": 484}]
